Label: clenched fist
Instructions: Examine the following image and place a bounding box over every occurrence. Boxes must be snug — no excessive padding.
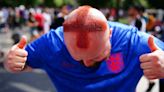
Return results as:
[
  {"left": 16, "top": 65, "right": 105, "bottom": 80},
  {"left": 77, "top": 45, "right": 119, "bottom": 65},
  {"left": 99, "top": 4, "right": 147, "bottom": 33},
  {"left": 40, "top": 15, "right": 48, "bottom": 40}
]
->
[
  {"left": 4, "top": 36, "right": 29, "bottom": 73},
  {"left": 140, "top": 35, "right": 164, "bottom": 80}
]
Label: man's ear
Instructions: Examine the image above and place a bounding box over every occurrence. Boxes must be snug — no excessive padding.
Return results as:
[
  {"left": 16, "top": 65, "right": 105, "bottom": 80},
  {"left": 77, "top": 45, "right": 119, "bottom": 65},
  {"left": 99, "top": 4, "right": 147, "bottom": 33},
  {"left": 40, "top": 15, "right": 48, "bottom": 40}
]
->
[{"left": 109, "top": 28, "right": 112, "bottom": 38}]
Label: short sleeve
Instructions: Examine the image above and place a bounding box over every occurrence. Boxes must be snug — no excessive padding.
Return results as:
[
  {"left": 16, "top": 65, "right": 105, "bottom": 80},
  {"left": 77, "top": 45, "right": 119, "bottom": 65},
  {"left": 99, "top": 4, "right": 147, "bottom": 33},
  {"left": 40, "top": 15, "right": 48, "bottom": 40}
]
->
[
  {"left": 130, "top": 27, "right": 164, "bottom": 56},
  {"left": 25, "top": 36, "right": 46, "bottom": 69},
  {"left": 25, "top": 28, "right": 64, "bottom": 69}
]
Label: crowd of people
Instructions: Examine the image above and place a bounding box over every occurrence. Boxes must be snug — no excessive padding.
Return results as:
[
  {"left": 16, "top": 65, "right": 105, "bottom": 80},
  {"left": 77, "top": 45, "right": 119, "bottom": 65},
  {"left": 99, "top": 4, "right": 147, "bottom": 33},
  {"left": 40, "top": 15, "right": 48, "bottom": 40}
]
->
[
  {"left": 0, "top": 5, "right": 164, "bottom": 42},
  {"left": 0, "top": 5, "right": 72, "bottom": 42},
  {"left": 104, "top": 5, "right": 164, "bottom": 42}
]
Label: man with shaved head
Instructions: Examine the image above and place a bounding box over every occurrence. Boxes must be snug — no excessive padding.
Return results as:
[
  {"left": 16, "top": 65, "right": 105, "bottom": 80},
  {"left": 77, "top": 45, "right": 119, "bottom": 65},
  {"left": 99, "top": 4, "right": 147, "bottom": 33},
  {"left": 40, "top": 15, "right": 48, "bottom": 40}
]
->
[
  {"left": 4, "top": 6, "right": 164, "bottom": 92},
  {"left": 63, "top": 6, "right": 111, "bottom": 67}
]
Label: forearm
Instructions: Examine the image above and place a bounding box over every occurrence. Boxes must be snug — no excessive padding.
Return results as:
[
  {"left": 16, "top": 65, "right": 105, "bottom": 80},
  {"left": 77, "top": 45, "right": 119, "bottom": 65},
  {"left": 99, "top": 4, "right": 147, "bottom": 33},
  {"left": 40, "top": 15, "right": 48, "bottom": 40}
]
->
[{"left": 4, "top": 61, "right": 32, "bottom": 73}]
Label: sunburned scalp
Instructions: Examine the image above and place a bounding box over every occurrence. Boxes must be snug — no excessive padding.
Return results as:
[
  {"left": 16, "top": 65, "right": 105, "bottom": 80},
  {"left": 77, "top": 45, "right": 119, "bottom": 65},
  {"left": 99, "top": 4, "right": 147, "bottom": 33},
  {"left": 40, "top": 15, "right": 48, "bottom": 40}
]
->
[
  {"left": 63, "top": 5, "right": 108, "bottom": 49},
  {"left": 76, "top": 31, "right": 89, "bottom": 48}
]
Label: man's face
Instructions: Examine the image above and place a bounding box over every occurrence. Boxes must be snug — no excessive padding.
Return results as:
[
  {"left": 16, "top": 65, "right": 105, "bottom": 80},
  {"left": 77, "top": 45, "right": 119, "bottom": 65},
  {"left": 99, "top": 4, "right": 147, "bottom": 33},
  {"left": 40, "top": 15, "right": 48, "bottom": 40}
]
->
[{"left": 64, "top": 28, "right": 111, "bottom": 67}]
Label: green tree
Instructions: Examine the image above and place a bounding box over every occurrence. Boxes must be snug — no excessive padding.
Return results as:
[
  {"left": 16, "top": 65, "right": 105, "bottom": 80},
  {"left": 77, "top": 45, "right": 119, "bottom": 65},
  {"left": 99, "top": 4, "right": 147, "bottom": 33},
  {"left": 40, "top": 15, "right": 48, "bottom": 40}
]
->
[
  {"left": 44, "top": 0, "right": 76, "bottom": 7},
  {"left": 0, "top": 0, "right": 76, "bottom": 8},
  {"left": 122, "top": 0, "right": 149, "bottom": 9},
  {"left": 148, "top": 0, "right": 164, "bottom": 9},
  {"left": 77, "top": 0, "right": 112, "bottom": 8},
  {"left": 77, "top": 0, "right": 149, "bottom": 9},
  {"left": 0, "top": 0, "right": 42, "bottom": 7}
]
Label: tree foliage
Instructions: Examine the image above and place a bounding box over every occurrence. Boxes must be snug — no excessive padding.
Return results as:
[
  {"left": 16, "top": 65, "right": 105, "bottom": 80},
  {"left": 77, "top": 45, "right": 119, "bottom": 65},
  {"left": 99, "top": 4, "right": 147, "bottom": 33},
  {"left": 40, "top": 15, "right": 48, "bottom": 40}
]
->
[
  {"left": 0, "top": 0, "right": 42, "bottom": 7},
  {"left": 148, "top": 0, "right": 164, "bottom": 9},
  {"left": 77, "top": 0, "right": 115, "bottom": 8},
  {"left": 0, "top": 0, "right": 76, "bottom": 8},
  {"left": 0, "top": 0, "right": 163, "bottom": 9}
]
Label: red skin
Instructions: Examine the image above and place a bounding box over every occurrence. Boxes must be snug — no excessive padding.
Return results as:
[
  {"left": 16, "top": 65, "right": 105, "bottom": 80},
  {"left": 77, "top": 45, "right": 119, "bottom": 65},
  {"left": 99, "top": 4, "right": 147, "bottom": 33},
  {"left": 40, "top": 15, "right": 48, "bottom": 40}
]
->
[
  {"left": 63, "top": 6, "right": 107, "bottom": 49},
  {"left": 148, "top": 35, "right": 158, "bottom": 52},
  {"left": 18, "top": 36, "right": 27, "bottom": 49}
]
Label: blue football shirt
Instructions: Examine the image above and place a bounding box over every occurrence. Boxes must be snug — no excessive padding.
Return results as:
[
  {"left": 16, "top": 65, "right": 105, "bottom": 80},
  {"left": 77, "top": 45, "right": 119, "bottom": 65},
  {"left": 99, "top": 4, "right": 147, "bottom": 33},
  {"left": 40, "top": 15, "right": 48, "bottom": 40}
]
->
[{"left": 25, "top": 21, "right": 164, "bottom": 92}]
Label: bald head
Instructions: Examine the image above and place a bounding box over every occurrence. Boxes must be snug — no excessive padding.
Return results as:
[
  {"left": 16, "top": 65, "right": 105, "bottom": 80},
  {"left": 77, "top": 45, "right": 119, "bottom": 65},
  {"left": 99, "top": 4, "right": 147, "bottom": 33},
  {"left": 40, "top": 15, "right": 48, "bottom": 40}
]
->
[
  {"left": 63, "top": 6, "right": 111, "bottom": 62},
  {"left": 63, "top": 6, "right": 108, "bottom": 47},
  {"left": 63, "top": 6, "right": 107, "bottom": 32}
]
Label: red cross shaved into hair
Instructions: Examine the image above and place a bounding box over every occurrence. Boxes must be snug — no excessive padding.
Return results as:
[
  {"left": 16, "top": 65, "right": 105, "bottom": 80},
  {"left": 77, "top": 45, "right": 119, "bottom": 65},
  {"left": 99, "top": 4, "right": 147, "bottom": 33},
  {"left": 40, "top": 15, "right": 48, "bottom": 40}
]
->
[
  {"left": 76, "top": 32, "right": 89, "bottom": 48},
  {"left": 63, "top": 5, "right": 107, "bottom": 49}
]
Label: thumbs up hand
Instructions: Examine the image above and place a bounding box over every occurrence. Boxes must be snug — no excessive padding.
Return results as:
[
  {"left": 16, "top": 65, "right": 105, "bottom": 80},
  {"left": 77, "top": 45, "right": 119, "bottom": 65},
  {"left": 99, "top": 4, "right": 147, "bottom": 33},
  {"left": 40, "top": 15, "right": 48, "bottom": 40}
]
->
[
  {"left": 4, "top": 36, "right": 28, "bottom": 73},
  {"left": 140, "top": 35, "right": 164, "bottom": 80}
]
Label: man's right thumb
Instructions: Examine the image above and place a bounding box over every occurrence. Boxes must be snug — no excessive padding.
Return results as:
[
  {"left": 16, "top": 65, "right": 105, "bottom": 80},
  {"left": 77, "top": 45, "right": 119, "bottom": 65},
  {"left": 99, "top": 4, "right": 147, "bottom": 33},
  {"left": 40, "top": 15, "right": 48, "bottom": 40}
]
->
[{"left": 18, "top": 36, "right": 27, "bottom": 49}]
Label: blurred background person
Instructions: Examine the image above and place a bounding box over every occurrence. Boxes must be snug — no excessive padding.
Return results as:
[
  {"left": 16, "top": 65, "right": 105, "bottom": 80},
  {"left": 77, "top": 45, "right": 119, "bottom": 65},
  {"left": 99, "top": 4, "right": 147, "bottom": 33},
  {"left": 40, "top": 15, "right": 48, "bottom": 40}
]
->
[
  {"left": 50, "top": 5, "right": 72, "bottom": 30},
  {"left": 43, "top": 7, "right": 52, "bottom": 33},
  {"left": 0, "top": 7, "right": 8, "bottom": 33},
  {"left": 128, "top": 5, "right": 146, "bottom": 32},
  {"left": 26, "top": 8, "right": 39, "bottom": 42}
]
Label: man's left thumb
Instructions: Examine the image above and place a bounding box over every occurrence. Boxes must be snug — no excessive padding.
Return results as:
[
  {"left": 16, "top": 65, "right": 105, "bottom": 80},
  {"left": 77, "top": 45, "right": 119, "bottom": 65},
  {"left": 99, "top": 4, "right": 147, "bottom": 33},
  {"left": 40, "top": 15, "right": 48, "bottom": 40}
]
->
[{"left": 148, "top": 35, "right": 160, "bottom": 52}]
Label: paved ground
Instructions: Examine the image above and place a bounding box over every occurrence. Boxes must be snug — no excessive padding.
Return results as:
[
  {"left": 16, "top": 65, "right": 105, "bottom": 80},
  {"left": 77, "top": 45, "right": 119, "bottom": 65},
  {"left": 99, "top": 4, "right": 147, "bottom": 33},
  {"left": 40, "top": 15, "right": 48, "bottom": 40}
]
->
[
  {"left": 0, "top": 27, "right": 159, "bottom": 92},
  {"left": 0, "top": 63, "right": 56, "bottom": 92}
]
